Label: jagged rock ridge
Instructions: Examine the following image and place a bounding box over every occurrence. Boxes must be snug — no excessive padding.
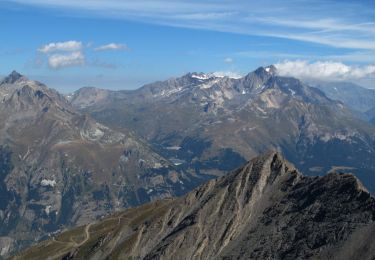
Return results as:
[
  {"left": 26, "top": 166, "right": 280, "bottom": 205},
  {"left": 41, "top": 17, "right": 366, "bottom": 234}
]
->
[{"left": 13, "top": 152, "right": 375, "bottom": 260}]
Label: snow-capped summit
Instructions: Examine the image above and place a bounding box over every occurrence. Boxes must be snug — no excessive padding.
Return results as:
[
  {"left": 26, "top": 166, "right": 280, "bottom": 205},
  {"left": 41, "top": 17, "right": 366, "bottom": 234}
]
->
[
  {"left": 264, "top": 65, "right": 277, "bottom": 75},
  {"left": 190, "top": 72, "right": 215, "bottom": 80},
  {"left": 254, "top": 65, "right": 277, "bottom": 77}
]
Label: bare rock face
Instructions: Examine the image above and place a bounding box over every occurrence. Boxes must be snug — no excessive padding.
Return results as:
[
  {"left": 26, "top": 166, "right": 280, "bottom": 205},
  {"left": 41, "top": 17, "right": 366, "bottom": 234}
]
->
[
  {"left": 14, "top": 152, "right": 375, "bottom": 260},
  {"left": 0, "top": 72, "right": 201, "bottom": 256},
  {"left": 0, "top": 71, "right": 25, "bottom": 85}
]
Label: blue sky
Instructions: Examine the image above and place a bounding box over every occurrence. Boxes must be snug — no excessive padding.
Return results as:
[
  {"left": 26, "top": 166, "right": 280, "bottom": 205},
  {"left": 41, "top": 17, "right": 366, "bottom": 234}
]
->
[{"left": 0, "top": 0, "right": 375, "bottom": 92}]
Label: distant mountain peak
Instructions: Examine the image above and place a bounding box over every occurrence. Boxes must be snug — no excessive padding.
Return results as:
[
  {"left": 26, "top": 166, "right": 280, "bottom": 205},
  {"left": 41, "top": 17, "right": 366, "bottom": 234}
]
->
[
  {"left": 1, "top": 70, "right": 26, "bottom": 85},
  {"left": 254, "top": 65, "right": 277, "bottom": 77},
  {"left": 265, "top": 64, "right": 277, "bottom": 74}
]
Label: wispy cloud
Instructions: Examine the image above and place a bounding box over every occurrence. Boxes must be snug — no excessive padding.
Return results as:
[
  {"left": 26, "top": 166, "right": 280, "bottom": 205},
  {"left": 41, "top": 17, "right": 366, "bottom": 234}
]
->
[
  {"left": 38, "top": 40, "right": 82, "bottom": 53},
  {"left": 94, "top": 43, "right": 129, "bottom": 51},
  {"left": 275, "top": 60, "right": 375, "bottom": 81},
  {"left": 9, "top": 0, "right": 375, "bottom": 51},
  {"left": 264, "top": 33, "right": 375, "bottom": 50},
  {"left": 253, "top": 17, "right": 375, "bottom": 35}
]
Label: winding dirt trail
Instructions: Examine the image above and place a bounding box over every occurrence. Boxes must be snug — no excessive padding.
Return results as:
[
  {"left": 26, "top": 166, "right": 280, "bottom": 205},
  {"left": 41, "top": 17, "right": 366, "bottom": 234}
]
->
[{"left": 76, "top": 223, "right": 93, "bottom": 247}]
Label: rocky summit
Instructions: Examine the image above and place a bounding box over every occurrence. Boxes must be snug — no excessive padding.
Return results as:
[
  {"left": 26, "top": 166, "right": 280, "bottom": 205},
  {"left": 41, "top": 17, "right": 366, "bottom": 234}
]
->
[{"left": 12, "top": 152, "right": 375, "bottom": 260}]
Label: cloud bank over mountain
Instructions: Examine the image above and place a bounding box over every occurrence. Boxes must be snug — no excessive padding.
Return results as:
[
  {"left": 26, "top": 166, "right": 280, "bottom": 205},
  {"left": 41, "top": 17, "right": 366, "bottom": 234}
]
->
[{"left": 275, "top": 60, "right": 375, "bottom": 82}]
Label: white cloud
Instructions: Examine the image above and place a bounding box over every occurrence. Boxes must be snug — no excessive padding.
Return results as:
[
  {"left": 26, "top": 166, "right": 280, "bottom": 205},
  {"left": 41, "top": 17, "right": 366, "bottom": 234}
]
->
[
  {"left": 11, "top": 0, "right": 375, "bottom": 51},
  {"left": 94, "top": 43, "right": 129, "bottom": 51},
  {"left": 38, "top": 41, "right": 82, "bottom": 53},
  {"left": 213, "top": 71, "right": 242, "bottom": 79},
  {"left": 37, "top": 40, "right": 86, "bottom": 69},
  {"left": 36, "top": 40, "right": 128, "bottom": 69},
  {"left": 254, "top": 17, "right": 375, "bottom": 35},
  {"left": 275, "top": 60, "right": 375, "bottom": 81},
  {"left": 48, "top": 51, "right": 85, "bottom": 69}
]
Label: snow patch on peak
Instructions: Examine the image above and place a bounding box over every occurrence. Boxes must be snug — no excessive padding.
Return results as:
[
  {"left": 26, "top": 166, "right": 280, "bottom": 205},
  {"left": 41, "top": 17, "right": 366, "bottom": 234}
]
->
[
  {"left": 41, "top": 179, "right": 56, "bottom": 187},
  {"left": 264, "top": 65, "right": 277, "bottom": 75},
  {"left": 65, "top": 93, "right": 74, "bottom": 101},
  {"left": 45, "top": 205, "right": 52, "bottom": 215},
  {"left": 320, "top": 132, "right": 357, "bottom": 142},
  {"left": 158, "top": 86, "right": 183, "bottom": 97},
  {"left": 191, "top": 73, "right": 214, "bottom": 80},
  {"left": 199, "top": 78, "right": 221, "bottom": 89},
  {"left": 190, "top": 71, "right": 242, "bottom": 80}
]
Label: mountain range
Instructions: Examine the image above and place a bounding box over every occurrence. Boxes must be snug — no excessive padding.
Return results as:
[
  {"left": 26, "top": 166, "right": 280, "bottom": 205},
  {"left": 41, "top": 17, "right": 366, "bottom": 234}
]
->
[
  {"left": 2, "top": 66, "right": 375, "bottom": 257},
  {"left": 12, "top": 152, "right": 375, "bottom": 260},
  {"left": 0, "top": 71, "right": 204, "bottom": 256},
  {"left": 68, "top": 66, "right": 375, "bottom": 194}
]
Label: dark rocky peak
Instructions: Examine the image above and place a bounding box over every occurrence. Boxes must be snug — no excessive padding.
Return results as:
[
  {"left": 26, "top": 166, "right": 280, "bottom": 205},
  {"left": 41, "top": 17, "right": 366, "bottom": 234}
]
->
[
  {"left": 232, "top": 66, "right": 276, "bottom": 94},
  {"left": 266, "top": 76, "right": 304, "bottom": 92},
  {"left": 254, "top": 65, "right": 277, "bottom": 77},
  {"left": 210, "top": 151, "right": 298, "bottom": 203},
  {"left": 0, "top": 72, "right": 73, "bottom": 110},
  {"left": 241, "top": 66, "right": 276, "bottom": 84},
  {"left": 1, "top": 70, "right": 26, "bottom": 85},
  {"left": 240, "top": 151, "right": 297, "bottom": 186}
]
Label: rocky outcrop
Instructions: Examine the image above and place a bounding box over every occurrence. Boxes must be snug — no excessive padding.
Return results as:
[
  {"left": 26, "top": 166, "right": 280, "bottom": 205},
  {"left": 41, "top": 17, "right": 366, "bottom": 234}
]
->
[{"left": 13, "top": 152, "right": 375, "bottom": 259}]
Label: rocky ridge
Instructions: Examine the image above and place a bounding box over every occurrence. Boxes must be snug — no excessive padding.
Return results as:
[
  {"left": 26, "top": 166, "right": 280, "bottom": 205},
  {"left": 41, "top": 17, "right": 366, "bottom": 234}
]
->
[{"left": 12, "top": 152, "right": 375, "bottom": 260}]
